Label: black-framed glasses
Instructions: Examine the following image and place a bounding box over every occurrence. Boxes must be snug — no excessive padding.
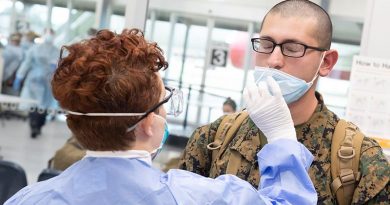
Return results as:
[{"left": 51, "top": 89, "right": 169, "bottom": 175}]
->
[
  {"left": 66, "top": 86, "right": 183, "bottom": 132},
  {"left": 251, "top": 38, "right": 328, "bottom": 58},
  {"left": 131, "top": 86, "right": 183, "bottom": 125},
  {"left": 66, "top": 86, "right": 183, "bottom": 119},
  {"left": 143, "top": 86, "right": 183, "bottom": 118}
]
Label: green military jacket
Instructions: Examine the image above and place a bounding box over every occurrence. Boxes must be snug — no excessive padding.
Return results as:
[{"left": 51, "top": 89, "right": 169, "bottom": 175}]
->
[{"left": 179, "top": 92, "right": 390, "bottom": 204}]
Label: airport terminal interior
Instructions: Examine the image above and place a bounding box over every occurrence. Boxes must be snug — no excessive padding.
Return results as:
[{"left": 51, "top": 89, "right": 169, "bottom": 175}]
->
[{"left": 0, "top": 0, "right": 389, "bottom": 204}]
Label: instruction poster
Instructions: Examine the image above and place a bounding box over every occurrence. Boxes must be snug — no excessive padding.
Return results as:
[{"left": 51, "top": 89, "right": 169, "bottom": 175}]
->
[{"left": 346, "top": 56, "right": 390, "bottom": 150}]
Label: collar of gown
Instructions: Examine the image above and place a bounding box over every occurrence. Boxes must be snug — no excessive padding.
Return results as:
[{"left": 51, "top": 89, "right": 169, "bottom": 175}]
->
[{"left": 85, "top": 150, "right": 152, "bottom": 165}]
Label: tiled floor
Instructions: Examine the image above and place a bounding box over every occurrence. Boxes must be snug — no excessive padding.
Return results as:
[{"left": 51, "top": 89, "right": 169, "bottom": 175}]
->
[
  {"left": 0, "top": 118, "right": 184, "bottom": 185},
  {"left": 0, "top": 118, "right": 71, "bottom": 184}
]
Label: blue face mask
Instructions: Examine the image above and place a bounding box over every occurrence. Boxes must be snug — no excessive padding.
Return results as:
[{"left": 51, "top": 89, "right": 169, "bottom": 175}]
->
[
  {"left": 151, "top": 121, "right": 170, "bottom": 160},
  {"left": 43, "top": 34, "right": 54, "bottom": 44},
  {"left": 253, "top": 53, "right": 325, "bottom": 104}
]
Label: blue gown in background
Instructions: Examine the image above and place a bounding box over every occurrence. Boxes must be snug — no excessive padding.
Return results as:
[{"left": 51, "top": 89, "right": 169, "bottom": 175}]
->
[
  {"left": 1, "top": 44, "right": 24, "bottom": 95},
  {"left": 5, "top": 140, "right": 316, "bottom": 205},
  {"left": 15, "top": 42, "right": 59, "bottom": 109},
  {"left": 2, "top": 44, "right": 24, "bottom": 83}
]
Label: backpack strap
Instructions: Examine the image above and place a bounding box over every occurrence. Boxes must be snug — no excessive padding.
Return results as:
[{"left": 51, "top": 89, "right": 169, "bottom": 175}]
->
[
  {"left": 207, "top": 111, "right": 250, "bottom": 175},
  {"left": 331, "top": 119, "right": 364, "bottom": 205},
  {"left": 207, "top": 112, "right": 242, "bottom": 164}
]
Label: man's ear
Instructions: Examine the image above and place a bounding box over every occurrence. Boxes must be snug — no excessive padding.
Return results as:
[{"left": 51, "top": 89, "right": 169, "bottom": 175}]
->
[
  {"left": 137, "top": 113, "right": 155, "bottom": 138},
  {"left": 319, "top": 49, "right": 338, "bottom": 77}
]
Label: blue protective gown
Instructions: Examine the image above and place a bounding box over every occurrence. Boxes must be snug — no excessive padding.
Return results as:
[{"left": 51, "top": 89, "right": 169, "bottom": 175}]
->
[
  {"left": 15, "top": 42, "right": 59, "bottom": 108},
  {"left": 5, "top": 140, "right": 316, "bottom": 205},
  {"left": 2, "top": 44, "right": 24, "bottom": 83}
]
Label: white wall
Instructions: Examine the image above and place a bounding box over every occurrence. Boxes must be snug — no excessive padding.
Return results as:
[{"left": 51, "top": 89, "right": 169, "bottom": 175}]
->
[
  {"left": 360, "top": 0, "right": 390, "bottom": 58},
  {"left": 329, "top": 0, "right": 367, "bottom": 22}
]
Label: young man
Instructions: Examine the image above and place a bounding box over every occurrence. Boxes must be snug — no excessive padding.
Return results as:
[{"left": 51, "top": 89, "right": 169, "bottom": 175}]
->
[{"left": 179, "top": 0, "right": 389, "bottom": 204}]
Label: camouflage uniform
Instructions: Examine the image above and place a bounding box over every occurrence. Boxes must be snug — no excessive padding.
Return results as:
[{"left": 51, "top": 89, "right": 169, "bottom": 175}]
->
[{"left": 179, "top": 92, "right": 390, "bottom": 204}]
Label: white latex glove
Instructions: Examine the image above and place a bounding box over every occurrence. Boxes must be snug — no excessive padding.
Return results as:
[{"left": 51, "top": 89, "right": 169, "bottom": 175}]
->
[{"left": 243, "top": 76, "right": 297, "bottom": 143}]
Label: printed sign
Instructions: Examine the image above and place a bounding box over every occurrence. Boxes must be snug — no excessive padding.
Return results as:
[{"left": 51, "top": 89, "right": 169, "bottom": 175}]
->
[
  {"left": 346, "top": 56, "right": 390, "bottom": 150},
  {"left": 209, "top": 41, "right": 229, "bottom": 67}
]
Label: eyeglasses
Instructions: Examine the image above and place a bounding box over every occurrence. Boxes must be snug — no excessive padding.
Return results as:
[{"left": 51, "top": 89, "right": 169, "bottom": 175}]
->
[
  {"left": 66, "top": 86, "right": 183, "bottom": 118},
  {"left": 151, "top": 86, "right": 183, "bottom": 117},
  {"left": 251, "top": 38, "right": 328, "bottom": 58}
]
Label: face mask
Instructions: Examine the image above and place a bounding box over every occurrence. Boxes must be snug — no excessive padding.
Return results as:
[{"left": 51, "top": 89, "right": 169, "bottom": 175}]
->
[
  {"left": 43, "top": 34, "right": 54, "bottom": 44},
  {"left": 150, "top": 116, "right": 170, "bottom": 160},
  {"left": 124, "top": 114, "right": 170, "bottom": 160},
  {"left": 253, "top": 52, "right": 325, "bottom": 104}
]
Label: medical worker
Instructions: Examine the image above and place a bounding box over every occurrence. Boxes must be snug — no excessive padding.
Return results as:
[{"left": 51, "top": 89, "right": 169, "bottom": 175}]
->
[
  {"left": 13, "top": 28, "right": 59, "bottom": 138},
  {"left": 6, "top": 29, "right": 316, "bottom": 205},
  {"left": 20, "top": 31, "right": 39, "bottom": 53},
  {"left": 1, "top": 33, "right": 23, "bottom": 95}
]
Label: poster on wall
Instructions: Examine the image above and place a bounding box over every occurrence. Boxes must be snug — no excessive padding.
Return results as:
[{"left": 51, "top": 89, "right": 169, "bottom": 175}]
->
[{"left": 346, "top": 56, "right": 390, "bottom": 154}]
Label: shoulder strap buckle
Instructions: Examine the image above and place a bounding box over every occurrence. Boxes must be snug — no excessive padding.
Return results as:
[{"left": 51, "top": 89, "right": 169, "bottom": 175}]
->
[
  {"left": 338, "top": 146, "right": 356, "bottom": 159},
  {"left": 339, "top": 169, "right": 356, "bottom": 186},
  {"left": 207, "top": 142, "right": 221, "bottom": 150}
]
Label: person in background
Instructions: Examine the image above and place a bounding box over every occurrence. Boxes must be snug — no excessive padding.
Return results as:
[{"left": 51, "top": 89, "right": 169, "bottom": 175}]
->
[
  {"left": 20, "top": 31, "right": 39, "bottom": 52},
  {"left": 178, "top": 0, "right": 389, "bottom": 204},
  {"left": 1, "top": 33, "right": 23, "bottom": 96},
  {"left": 222, "top": 97, "right": 237, "bottom": 114},
  {"left": 6, "top": 29, "right": 316, "bottom": 205},
  {"left": 68, "top": 27, "right": 98, "bottom": 45},
  {"left": 48, "top": 136, "right": 86, "bottom": 171},
  {"left": 86, "top": 28, "right": 98, "bottom": 38},
  {"left": 13, "top": 28, "right": 59, "bottom": 138}
]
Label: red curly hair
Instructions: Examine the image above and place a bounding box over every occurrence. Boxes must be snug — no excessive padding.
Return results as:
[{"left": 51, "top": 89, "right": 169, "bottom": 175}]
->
[{"left": 52, "top": 29, "right": 168, "bottom": 151}]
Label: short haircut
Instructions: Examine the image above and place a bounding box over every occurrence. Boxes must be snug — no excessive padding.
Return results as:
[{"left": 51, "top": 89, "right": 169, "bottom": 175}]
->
[
  {"left": 260, "top": 0, "right": 332, "bottom": 49},
  {"left": 223, "top": 97, "right": 237, "bottom": 112},
  {"left": 52, "top": 29, "right": 168, "bottom": 151}
]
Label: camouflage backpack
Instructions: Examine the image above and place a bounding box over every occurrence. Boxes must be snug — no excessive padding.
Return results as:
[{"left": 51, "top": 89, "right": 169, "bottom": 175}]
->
[{"left": 207, "top": 111, "right": 364, "bottom": 205}]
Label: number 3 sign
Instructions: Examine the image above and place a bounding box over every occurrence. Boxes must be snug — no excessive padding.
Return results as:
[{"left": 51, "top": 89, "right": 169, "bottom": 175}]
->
[{"left": 209, "top": 41, "right": 229, "bottom": 67}]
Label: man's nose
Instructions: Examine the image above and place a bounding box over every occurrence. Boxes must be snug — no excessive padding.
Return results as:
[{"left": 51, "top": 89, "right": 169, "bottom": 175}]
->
[{"left": 267, "top": 46, "right": 285, "bottom": 69}]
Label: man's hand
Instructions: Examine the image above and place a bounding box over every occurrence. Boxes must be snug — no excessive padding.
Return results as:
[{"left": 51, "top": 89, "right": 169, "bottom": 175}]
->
[{"left": 243, "top": 76, "right": 296, "bottom": 143}]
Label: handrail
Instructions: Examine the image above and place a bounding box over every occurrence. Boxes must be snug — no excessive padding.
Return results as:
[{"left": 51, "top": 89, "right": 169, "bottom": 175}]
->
[{"left": 163, "top": 77, "right": 242, "bottom": 98}]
